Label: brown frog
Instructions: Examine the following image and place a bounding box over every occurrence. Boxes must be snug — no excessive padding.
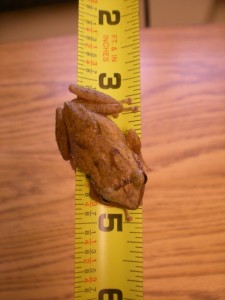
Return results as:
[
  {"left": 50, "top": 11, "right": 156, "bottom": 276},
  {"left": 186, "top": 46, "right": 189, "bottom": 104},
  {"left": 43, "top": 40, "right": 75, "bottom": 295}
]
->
[{"left": 55, "top": 84, "right": 147, "bottom": 220}]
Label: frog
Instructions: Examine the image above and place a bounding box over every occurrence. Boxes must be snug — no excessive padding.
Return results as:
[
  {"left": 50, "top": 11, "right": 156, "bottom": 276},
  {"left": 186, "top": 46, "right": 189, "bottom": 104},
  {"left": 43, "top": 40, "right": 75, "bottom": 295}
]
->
[{"left": 55, "top": 84, "right": 148, "bottom": 221}]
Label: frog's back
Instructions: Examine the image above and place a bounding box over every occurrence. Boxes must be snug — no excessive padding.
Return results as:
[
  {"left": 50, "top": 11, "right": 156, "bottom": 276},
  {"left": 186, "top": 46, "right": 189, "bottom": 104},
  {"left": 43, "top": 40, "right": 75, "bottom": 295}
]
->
[{"left": 70, "top": 107, "right": 138, "bottom": 185}]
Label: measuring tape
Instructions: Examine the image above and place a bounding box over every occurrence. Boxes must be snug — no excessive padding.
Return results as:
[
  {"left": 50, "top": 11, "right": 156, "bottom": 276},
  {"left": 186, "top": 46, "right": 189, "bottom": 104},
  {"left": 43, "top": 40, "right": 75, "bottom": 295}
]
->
[{"left": 75, "top": 0, "right": 143, "bottom": 299}]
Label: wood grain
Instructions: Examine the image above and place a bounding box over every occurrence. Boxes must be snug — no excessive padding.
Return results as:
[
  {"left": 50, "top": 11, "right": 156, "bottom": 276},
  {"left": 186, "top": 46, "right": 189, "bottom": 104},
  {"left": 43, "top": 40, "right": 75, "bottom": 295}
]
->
[
  {"left": 0, "top": 24, "right": 225, "bottom": 300},
  {"left": 141, "top": 25, "right": 225, "bottom": 300}
]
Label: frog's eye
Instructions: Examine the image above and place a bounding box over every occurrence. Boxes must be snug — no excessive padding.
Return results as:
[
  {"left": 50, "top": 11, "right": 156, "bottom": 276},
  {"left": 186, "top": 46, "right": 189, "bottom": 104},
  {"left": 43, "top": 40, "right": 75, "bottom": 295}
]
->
[
  {"left": 143, "top": 172, "right": 148, "bottom": 184},
  {"left": 131, "top": 170, "right": 146, "bottom": 187}
]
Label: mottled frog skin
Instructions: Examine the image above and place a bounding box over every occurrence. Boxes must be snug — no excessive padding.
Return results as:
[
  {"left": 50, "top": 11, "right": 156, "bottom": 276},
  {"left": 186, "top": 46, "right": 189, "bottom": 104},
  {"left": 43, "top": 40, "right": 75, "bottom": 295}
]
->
[{"left": 55, "top": 84, "right": 147, "bottom": 214}]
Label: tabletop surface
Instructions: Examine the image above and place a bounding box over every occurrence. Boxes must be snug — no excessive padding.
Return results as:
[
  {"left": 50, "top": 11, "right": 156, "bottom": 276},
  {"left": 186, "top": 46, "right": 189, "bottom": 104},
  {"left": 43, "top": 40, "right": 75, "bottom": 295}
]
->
[{"left": 0, "top": 24, "right": 225, "bottom": 300}]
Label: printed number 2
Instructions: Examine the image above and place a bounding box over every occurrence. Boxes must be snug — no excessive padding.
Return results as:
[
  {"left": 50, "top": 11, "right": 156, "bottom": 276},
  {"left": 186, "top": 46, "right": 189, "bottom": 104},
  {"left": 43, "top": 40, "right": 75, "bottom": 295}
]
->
[
  {"left": 99, "top": 10, "right": 120, "bottom": 25},
  {"left": 99, "top": 73, "right": 121, "bottom": 89},
  {"left": 99, "top": 289, "right": 123, "bottom": 300},
  {"left": 98, "top": 214, "right": 123, "bottom": 232}
]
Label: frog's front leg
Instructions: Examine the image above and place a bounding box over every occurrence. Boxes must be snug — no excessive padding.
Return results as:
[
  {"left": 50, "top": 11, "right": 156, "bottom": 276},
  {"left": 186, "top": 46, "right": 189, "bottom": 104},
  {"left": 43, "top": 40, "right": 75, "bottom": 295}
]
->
[
  {"left": 55, "top": 107, "right": 71, "bottom": 161},
  {"left": 125, "top": 128, "right": 149, "bottom": 175},
  {"left": 125, "top": 128, "right": 141, "bottom": 154}
]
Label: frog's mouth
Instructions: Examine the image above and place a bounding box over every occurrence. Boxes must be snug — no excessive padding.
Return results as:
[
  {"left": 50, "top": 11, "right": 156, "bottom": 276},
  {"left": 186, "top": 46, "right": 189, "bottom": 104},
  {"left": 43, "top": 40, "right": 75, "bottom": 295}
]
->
[
  {"left": 99, "top": 189, "right": 141, "bottom": 210},
  {"left": 101, "top": 197, "right": 111, "bottom": 204}
]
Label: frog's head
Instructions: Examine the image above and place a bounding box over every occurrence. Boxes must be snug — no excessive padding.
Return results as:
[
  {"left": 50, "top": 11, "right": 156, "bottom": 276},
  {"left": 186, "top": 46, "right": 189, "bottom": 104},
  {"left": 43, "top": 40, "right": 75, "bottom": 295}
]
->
[{"left": 92, "top": 170, "right": 147, "bottom": 210}]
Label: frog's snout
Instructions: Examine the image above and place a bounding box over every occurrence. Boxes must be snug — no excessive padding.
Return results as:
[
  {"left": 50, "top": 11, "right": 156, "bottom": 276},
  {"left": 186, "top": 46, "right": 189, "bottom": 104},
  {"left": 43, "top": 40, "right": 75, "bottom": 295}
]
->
[{"left": 99, "top": 181, "right": 144, "bottom": 210}]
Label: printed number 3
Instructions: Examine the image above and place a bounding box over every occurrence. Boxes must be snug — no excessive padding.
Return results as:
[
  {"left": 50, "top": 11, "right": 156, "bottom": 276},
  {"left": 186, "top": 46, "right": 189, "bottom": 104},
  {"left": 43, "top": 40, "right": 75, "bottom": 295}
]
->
[{"left": 99, "top": 73, "right": 121, "bottom": 89}]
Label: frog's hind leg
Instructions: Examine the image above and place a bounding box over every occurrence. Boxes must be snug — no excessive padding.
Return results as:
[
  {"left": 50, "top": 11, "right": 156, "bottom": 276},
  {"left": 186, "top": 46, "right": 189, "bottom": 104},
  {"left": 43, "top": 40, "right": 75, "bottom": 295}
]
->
[
  {"left": 111, "top": 99, "right": 139, "bottom": 118},
  {"left": 119, "top": 98, "right": 139, "bottom": 113},
  {"left": 55, "top": 107, "right": 71, "bottom": 161},
  {"left": 64, "top": 101, "right": 98, "bottom": 135},
  {"left": 69, "top": 157, "right": 76, "bottom": 171},
  {"left": 69, "top": 84, "right": 117, "bottom": 105},
  {"left": 69, "top": 84, "right": 138, "bottom": 117}
]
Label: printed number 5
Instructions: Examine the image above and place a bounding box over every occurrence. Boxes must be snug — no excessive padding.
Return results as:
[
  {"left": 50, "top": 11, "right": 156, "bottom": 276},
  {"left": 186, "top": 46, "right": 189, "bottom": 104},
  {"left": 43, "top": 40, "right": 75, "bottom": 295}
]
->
[
  {"left": 98, "top": 214, "right": 123, "bottom": 232},
  {"left": 99, "top": 289, "right": 123, "bottom": 300}
]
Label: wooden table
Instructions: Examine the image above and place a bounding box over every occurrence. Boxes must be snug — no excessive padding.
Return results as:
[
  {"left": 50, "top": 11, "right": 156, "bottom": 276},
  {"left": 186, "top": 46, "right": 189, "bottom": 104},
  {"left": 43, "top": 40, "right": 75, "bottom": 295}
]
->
[{"left": 1, "top": 24, "right": 225, "bottom": 300}]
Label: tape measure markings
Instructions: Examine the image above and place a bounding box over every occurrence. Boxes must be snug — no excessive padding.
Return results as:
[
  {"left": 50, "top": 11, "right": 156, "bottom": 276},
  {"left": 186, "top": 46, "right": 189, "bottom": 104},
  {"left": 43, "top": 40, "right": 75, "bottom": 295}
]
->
[{"left": 75, "top": 1, "right": 143, "bottom": 299}]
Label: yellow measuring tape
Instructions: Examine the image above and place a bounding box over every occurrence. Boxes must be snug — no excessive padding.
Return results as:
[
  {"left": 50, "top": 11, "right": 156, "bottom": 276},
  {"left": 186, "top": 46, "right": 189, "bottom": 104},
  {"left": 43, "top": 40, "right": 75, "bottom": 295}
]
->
[{"left": 75, "top": 0, "right": 143, "bottom": 299}]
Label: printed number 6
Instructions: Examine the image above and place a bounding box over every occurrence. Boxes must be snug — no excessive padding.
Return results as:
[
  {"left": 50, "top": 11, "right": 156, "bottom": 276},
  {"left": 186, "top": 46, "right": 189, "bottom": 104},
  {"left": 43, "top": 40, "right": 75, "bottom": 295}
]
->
[
  {"left": 99, "top": 73, "right": 121, "bottom": 89},
  {"left": 98, "top": 214, "right": 123, "bottom": 232}
]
